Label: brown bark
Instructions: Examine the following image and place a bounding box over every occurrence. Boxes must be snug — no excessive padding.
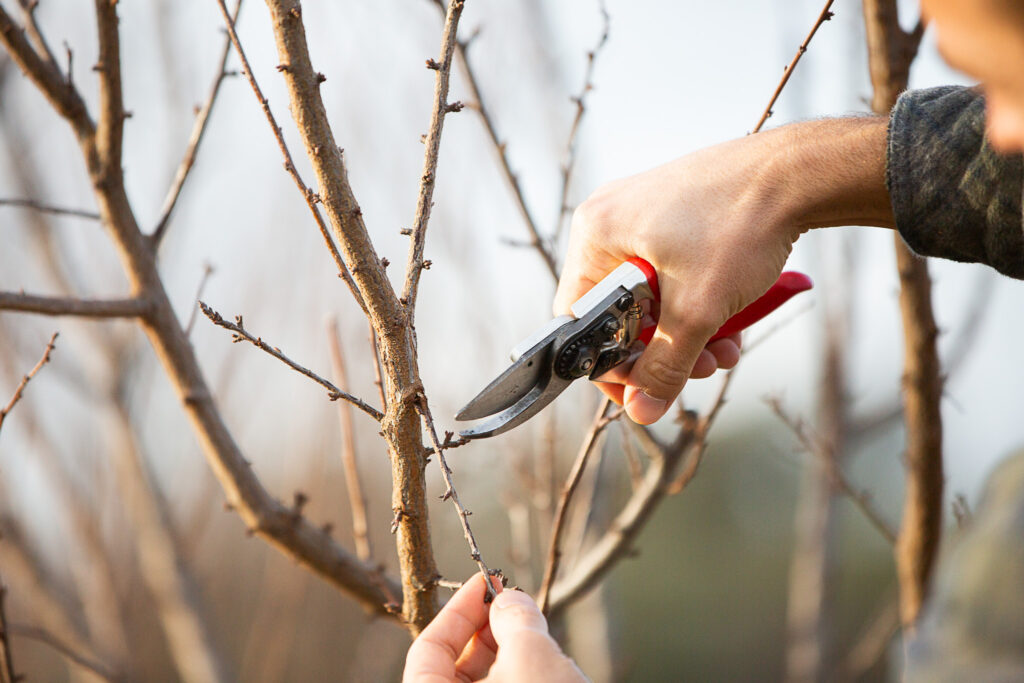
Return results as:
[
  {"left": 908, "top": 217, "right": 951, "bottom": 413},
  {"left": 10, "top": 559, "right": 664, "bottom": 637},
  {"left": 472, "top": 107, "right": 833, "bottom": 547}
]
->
[
  {"left": 262, "top": 0, "right": 440, "bottom": 633},
  {"left": 862, "top": 0, "right": 941, "bottom": 631}
]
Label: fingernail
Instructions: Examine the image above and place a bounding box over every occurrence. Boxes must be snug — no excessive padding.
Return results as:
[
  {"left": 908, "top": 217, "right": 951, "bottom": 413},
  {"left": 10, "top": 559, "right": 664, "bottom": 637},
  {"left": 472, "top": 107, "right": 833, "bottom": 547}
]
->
[
  {"left": 493, "top": 589, "right": 536, "bottom": 610},
  {"left": 626, "top": 391, "right": 667, "bottom": 424}
]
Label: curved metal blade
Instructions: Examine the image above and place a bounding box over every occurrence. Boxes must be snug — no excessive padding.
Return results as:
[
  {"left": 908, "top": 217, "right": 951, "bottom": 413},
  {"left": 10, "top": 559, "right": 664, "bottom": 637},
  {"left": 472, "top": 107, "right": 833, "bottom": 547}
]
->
[
  {"left": 458, "top": 371, "right": 573, "bottom": 439},
  {"left": 456, "top": 332, "right": 562, "bottom": 421}
]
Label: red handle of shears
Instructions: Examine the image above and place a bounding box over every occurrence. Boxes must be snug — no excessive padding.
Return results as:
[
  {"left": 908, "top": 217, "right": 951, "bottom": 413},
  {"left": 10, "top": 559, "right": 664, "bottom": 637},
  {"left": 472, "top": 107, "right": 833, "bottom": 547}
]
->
[{"left": 626, "top": 257, "right": 813, "bottom": 346}]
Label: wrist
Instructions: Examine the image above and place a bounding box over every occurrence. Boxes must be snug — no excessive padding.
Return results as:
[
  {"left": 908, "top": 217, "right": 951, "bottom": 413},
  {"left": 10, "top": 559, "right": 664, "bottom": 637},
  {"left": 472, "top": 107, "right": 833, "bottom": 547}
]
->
[{"left": 759, "top": 116, "right": 895, "bottom": 237}]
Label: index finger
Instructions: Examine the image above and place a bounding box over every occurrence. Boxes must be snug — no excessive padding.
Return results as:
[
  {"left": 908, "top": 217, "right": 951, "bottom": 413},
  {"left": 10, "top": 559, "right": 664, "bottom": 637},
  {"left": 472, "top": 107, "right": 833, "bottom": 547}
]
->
[{"left": 403, "top": 574, "right": 499, "bottom": 682}]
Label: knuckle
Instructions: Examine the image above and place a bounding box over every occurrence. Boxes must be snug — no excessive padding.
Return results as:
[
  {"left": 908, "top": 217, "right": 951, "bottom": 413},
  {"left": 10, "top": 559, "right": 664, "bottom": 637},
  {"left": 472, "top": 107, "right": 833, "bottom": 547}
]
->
[
  {"left": 639, "top": 354, "right": 690, "bottom": 394},
  {"left": 572, "top": 190, "right": 614, "bottom": 236}
]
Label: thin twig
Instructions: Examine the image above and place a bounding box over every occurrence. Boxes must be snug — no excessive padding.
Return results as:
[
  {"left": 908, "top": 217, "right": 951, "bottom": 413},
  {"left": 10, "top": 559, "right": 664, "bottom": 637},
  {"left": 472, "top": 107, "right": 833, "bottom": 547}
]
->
[
  {"left": 327, "top": 318, "right": 373, "bottom": 562},
  {"left": 830, "top": 594, "right": 900, "bottom": 681},
  {"left": 151, "top": 0, "right": 242, "bottom": 249},
  {"left": 16, "top": 0, "right": 58, "bottom": 72},
  {"left": 432, "top": 3, "right": 558, "bottom": 279},
  {"left": 213, "top": 0, "right": 366, "bottom": 314},
  {"left": 367, "top": 321, "right": 387, "bottom": 411},
  {"left": 415, "top": 396, "right": 497, "bottom": 602},
  {"left": 951, "top": 493, "right": 971, "bottom": 529},
  {"left": 618, "top": 420, "right": 645, "bottom": 491},
  {"left": 9, "top": 624, "right": 117, "bottom": 682},
  {"left": 184, "top": 263, "right": 216, "bottom": 337},
  {"left": 752, "top": 0, "right": 835, "bottom": 133},
  {"left": 0, "top": 331, "right": 57, "bottom": 436},
  {"left": 766, "top": 396, "right": 897, "bottom": 544},
  {"left": 199, "top": 302, "right": 383, "bottom": 421},
  {"left": 537, "top": 397, "right": 618, "bottom": 614},
  {"left": 546, "top": 421, "right": 696, "bottom": 617},
  {"left": 0, "top": 577, "right": 16, "bottom": 683},
  {"left": 400, "top": 0, "right": 466, "bottom": 315},
  {"left": 0, "top": 291, "right": 150, "bottom": 318},
  {"left": 552, "top": 0, "right": 609, "bottom": 245},
  {"left": 0, "top": 197, "right": 99, "bottom": 220}
]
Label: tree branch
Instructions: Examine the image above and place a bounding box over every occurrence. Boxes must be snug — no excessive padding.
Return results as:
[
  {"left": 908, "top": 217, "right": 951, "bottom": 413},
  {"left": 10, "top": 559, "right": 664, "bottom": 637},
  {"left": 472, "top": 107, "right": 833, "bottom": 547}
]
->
[
  {"left": 200, "top": 302, "right": 384, "bottom": 421},
  {"left": 416, "top": 395, "right": 498, "bottom": 602},
  {"left": 433, "top": 2, "right": 558, "bottom": 278},
  {"left": 401, "top": 0, "right": 466, "bottom": 315},
  {"left": 766, "top": 396, "right": 897, "bottom": 544},
  {"left": 552, "top": 1, "right": 609, "bottom": 244},
  {"left": 213, "top": 0, "right": 366, "bottom": 314},
  {"left": 0, "top": 577, "right": 17, "bottom": 683},
  {"left": 8, "top": 624, "right": 117, "bottom": 682},
  {"left": 0, "top": 292, "right": 150, "bottom": 318},
  {"left": 259, "top": 0, "right": 443, "bottom": 634},
  {"left": 4, "top": 0, "right": 406, "bottom": 625},
  {"left": 0, "top": 331, "right": 57, "bottom": 437},
  {"left": 752, "top": 0, "right": 835, "bottom": 133},
  {"left": 327, "top": 318, "right": 373, "bottom": 562},
  {"left": 537, "top": 397, "right": 616, "bottom": 613},
  {"left": 151, "top": 0, "right": 243, "bottom": 249},
  {"left": 0, "top": 197, "right": 99, "bottom": 220},
  {"left": 0, "top": 5, "right": 93, "bottom": 138},
  {"left": 862, "top": 0, "right": 939, "bottom": 630}
]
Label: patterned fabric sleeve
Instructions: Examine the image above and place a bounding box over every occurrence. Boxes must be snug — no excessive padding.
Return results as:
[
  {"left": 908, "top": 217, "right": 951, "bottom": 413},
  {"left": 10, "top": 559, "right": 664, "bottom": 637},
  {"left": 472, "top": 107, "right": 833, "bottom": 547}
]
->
[{"left": 886, "top": 86, "right": 1024, "bottom": 279}]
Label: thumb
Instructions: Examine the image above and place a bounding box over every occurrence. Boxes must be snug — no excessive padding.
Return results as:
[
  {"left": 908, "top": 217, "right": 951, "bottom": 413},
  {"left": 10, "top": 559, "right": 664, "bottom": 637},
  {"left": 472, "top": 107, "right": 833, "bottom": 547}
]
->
[
  {"left": 623, "top": 299, "right": 717, "bottom": 424},
  {"left": 488, "top": 590, "right": 552, "bottom": 644}
]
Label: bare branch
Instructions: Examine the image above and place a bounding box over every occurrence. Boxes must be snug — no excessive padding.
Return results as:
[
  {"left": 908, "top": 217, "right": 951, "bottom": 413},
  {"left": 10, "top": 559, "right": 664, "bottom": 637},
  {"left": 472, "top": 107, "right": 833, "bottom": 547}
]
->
[
  {"left": 14, "top": 1, "right": 53, "bottom": 65},
  {"left": 0, "top": 577, "right": 17, "bottom": 683},
  {"left": 94, "top": 0, "right": 127, "bottom": 179},
  {"left": 327, "top": 318, "right": 373, "bottom": 562},
  {"left": 0, "top": 197, "right": 99, "bottom": 220},
  {"left": 368, "top": 321, "right": 387, "bottom": 411},
  {"left": 184, "top": 263, "right": 216, "bottom": 337},
  {"left": 546, "top": 420, "right": 698, "bottom": 618},
  {"left": 0, "top": 6, "right": 94, "bottom": 137},
  {"left": 863, "top": 0, "right": 938, "bottom": 630},
  {"left": 151, "top": 0, "right": 243, "bottom": 249},
  {"left": 766, "top": 396, "right": 897, "bottom": 544},
  {"left": 537, "top": 397, "right": 616, "bottom": 613},
  {"left": 0, "top": 331, "right": 57, "bottom": 436},
  {"left": 213, "top": 0, "right": 366, "bottom": 314},
  {"left": 401, "top": 0, "right": 467, "bottom": 315},
  {"left": 752, "top": 0, "right": 835, "bottom": 133},
  {"left": 438, "top": 7, "right": 558, "bottom": 279},
  {"left": 552, "top": 1, "right": 609, "bottom": 243},
  {"left": 8, "top": 624, "right": 117, "bottom": 682},
  {"left": 416, "top": 396, "right": 497, "bottom": 602},
  {"left": 0, "top": 291, "right": 150, "bottom": 318},
  {"left": 200, "top": 302, "right": 384, "bottom": 421},
  {"left": 260, "top": 0, "right": 442, "bottom": 633}
]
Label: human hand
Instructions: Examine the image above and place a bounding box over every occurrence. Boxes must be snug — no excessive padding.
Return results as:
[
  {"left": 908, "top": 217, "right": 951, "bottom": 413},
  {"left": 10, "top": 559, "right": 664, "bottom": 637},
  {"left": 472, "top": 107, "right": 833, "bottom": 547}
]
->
[
  {"left": 555, "top": 134, "right": 802, "bottom": 424},
  {"left": 403, "top": 573, "right": 587, "bottom": 683},
  {"left": 555, "top": 118, "right": 892, "bottom": 426}
]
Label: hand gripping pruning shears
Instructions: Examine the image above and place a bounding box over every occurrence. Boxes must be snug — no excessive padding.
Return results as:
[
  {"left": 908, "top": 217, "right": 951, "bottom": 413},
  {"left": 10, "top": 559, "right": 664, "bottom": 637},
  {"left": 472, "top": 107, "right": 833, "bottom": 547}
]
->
[{"left": 455, "top": 258, "right": 812, "bottom": 439}]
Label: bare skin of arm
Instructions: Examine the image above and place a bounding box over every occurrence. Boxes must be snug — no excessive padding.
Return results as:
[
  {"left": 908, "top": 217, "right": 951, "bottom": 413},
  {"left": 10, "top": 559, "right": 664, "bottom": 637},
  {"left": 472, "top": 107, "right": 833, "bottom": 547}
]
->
[{"left": 554, "top": 116, "right": 893, "bottom": 423}]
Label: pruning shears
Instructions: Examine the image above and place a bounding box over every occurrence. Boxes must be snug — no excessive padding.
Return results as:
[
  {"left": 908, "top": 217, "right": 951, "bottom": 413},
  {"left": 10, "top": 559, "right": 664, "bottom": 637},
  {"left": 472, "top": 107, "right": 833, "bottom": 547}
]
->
[{"left": 455, "top": 258, "right": 813, "bottom": 439}]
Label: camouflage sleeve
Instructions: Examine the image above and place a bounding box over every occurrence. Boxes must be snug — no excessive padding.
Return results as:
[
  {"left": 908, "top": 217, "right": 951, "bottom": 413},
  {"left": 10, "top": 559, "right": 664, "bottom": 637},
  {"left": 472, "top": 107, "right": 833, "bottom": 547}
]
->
[{"left": 886, "top": 86, "right": 1024, "bottom": 279}]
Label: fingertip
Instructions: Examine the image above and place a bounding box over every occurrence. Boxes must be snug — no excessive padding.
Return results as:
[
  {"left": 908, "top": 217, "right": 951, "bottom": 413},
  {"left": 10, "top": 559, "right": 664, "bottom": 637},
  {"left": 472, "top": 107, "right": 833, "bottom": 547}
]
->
[
  {"left": 623, "top": 386, "right": 668, "bottom": 425},
  {"left": 489, "top": 589, "right": 549, "bottom": 640}
]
